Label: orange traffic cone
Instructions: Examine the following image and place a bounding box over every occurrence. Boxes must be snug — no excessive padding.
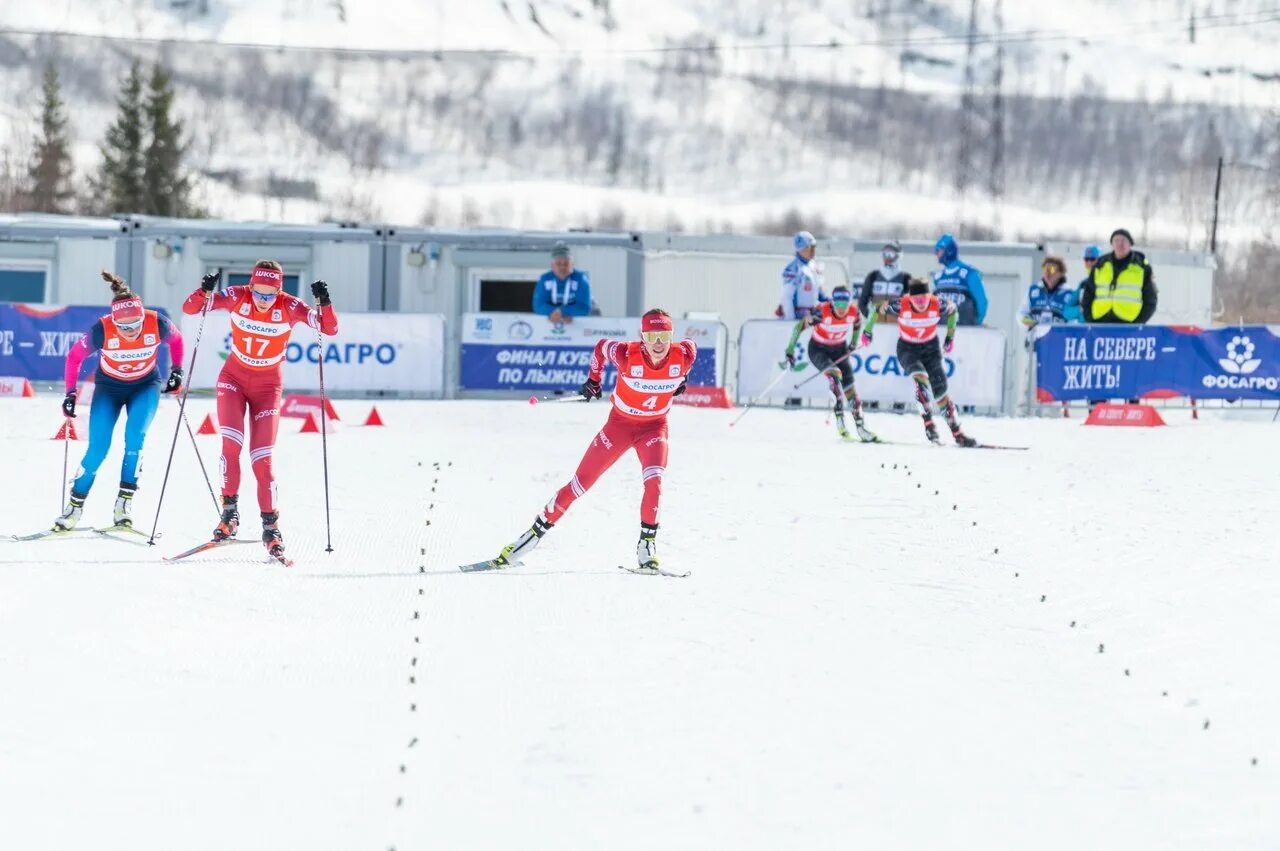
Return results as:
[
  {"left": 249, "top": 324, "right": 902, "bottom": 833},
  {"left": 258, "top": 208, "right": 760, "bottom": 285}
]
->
[
  {"left": 51, "top": 419, "right": 80, "bottom": 440},
  {"left": 21, "top": 378, "right": 34, "bottom": 398},
  {"left": 197, "top": 413, "right": 218, "bottom": 435},
  {"left": 299, "top": 412, "right": 322, "bottom": 433},
  {"left": 363, "top": 405, "right": 385, "bottom": 426}
]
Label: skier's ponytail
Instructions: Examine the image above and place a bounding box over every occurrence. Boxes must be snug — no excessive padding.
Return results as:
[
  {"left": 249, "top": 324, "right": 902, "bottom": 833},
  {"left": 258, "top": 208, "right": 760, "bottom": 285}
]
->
[{"left": 101, "top": 270, "right": 137, "bottom": 302}]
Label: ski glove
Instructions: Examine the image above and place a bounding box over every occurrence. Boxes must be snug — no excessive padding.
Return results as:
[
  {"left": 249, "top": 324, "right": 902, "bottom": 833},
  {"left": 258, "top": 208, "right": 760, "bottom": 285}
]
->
[
  {"left": 164, "top": 367, "right": 184, "bottom": 394},
  {"left": 311, "top": 280, "right": 331, "bottom": 306},
  {"left": 943, "top": 337, "right": 954, "bottom": 354},
  {"left": 859, "top": 331, "right": 872, "bottom": 348},
  {"left": 61, "top": 392, "right": 76, "bottom": 418},
  {"left": 673, "top": 379, "right": 688, "bottom": 397},
  {"left": 200, "top": 270, "right": 221, "bottom": 292},
  {"left": 581, "top": 378, "right": 602, "bottom": 400},
  {"left": 784, "top": 350, "right": 797, "bottom": 367}
]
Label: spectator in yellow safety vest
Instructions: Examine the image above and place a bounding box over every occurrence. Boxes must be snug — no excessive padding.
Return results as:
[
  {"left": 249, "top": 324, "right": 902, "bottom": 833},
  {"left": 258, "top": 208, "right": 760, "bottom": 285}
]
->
[{"left": 1080, "top": 229, "right": 1158, "bottom": 324}]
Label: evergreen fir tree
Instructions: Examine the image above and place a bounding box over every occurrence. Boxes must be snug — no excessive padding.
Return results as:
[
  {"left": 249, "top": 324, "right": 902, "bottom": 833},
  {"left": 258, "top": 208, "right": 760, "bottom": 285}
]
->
[
  {"left": 94, "top": 62, "right": 146, "bottom": 215},
  {"left": 27, "top": 63, "right": 76, "bottom": 214},
  {"left": 143, "top": 63, "right": 193, "bottom": 217}
]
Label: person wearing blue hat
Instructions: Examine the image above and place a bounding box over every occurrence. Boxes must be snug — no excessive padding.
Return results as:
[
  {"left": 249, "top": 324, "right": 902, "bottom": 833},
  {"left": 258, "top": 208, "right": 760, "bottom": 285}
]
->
[
  {"left": 1080, "top": 244, "right": 1102, "bottom": 291},
  {"left": 778, "top": 231, "right": 824, "bottom": 322},
  {"left": 931, "top": 233, "right": 988, "bottom": 326}
]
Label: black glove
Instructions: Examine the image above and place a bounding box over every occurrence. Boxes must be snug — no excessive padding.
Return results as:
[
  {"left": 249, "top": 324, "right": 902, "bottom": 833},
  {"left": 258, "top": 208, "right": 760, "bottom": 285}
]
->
[
  {"left": 61, "top": 392, "right": 76, "bottom": 418},
  {"left": 784, "top": 350, "right": 797, "bottom": 367},
  {"left": 580, "top": 378, "right": 602, "bottom": 400},
  {"left": 673, "top": 379, "right": 688, "bottom": 397},
  {"left": 311, "top": 280, "right": 331, "bottom": 306},
  {"left": 200, "top": 270, "right": 221, "bottom": 292},
  {"left": 164, "top": 367, "right": 184, "bottom": 394}
]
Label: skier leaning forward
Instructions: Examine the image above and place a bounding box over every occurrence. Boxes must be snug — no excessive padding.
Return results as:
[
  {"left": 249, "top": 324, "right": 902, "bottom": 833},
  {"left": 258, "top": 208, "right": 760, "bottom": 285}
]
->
[
  {"left": 55, "top": 271, "right": 186, "bottom": 530},
  {"left": 181, "top": 263, "right": 338, "bottom": 559},
  {"left": 861, "top": 278, "right": 977, "bottom": 447},
  {"left": 484, "top": 309, "right": 696, "bottom": 573},
  {"left": 782, "top": 284, "right": 877, "bottom": 442}
]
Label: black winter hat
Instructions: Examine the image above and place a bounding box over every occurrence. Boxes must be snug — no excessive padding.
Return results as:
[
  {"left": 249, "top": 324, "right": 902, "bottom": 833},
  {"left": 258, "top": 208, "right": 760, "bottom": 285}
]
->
[{"left": 1109, "top": 228, "right": 1135, "bottom": 246}]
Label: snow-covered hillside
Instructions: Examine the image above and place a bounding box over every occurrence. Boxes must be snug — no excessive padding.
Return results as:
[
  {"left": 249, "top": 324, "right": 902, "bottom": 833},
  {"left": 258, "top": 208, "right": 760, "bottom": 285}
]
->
[
  {"left": 0, "top": 396, "right": 1277, "bottom": 850},
  {"left": 0, "top": 1, "right": 1277, "bottom": 245}
]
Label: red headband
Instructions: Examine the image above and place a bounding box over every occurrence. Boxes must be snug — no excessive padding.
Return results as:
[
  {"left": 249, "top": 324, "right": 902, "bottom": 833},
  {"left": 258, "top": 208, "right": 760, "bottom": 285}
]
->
[
  {"left": 110, "top": 297, "right": 144, "bottom": 325},
  {"left": 641, "top": 313, "right": 673, "bottom": 333},
  {"left": 249, "top": 267, "right": 283, "bottom": 289}
]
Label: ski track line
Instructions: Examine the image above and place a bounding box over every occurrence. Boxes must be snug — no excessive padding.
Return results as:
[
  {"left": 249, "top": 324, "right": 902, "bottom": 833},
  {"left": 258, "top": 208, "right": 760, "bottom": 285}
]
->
[
  {"left": 389, "top": 457, "right": 451, "bottom": 851},
  {"left": 873, "top": 449, "right": 1265, "bottom": 773}
]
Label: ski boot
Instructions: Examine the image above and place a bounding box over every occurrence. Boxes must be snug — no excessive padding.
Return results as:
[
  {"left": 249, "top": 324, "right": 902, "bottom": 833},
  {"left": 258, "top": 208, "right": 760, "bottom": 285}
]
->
[
  {"left": 213, "top": 495, "right": 240, "bottom": 541},
  {"left": 113, "top": 484, "right": 137, "bottom": 528},
  {"left": 53, "top": 492, "right": 87, "bottom": 531},
  {"left": 493, "top": 514, "right": 554, "bottom": 568},
  {"left": 635, "top": 523, "right": 660, "bottom": 574},
  {"left": 924, "top": 421, "right": 942, "bottom": 446},
  {"left": 950, "top": 425, "right": 978, "bottom": 448},
  {"left": 834, "top": 408, "right": 851, "bottom": 439},
  {"left": 262, "top": 511, "right": 285, "bottom": 560}
]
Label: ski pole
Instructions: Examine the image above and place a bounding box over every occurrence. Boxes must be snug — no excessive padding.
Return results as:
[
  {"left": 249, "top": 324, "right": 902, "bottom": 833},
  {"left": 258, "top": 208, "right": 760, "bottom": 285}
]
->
[
  {"left": 528, "top": 392, "right": 589, "bottom": 405},
  {"left": 61, "top": 415, "right": 71, "bottom": 510},
  {"left": 181, "top": 408, "right": 220, "bottom": 517},
  {"left": 316, "top": 320, "right": 334, "bottom": 554},
  {"left": 793, "top": 348, "right": 857, "bottom": 390},
  {"left": 149, "top": 277, "right": 216, "bottom": 546},
  {"left": 728, "top": 366, "right": 791, "bottom": 428}
]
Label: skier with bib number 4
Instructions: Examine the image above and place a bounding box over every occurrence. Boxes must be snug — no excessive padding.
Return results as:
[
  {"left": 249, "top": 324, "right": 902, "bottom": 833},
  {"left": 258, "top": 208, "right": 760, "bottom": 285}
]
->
[
  {"left": 783, "top": 284, "right": 876, "bottom": 442},
  {"left": 473, "top": 309, "right": 696, "bottom": 575},
  {"left": 53, "top": 271, "right": 185, "bottom": 532},
  {"left": 181, "top": 262, "right": 338, "bottom": 562},
  {"left": 861, "top": 278, "right": 977, "bottom": 447}
]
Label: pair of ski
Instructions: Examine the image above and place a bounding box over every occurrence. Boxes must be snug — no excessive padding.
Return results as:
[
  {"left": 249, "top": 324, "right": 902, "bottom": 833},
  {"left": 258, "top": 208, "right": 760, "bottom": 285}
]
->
[
  {"left": 9, "top": 524, "right": 157, "bottom": 546},
  {"left": 165, "top": 537, "right": 294, "bottom": 567},
  {"left": 458, "top": 559, "right": 689, "bottom": 578}
]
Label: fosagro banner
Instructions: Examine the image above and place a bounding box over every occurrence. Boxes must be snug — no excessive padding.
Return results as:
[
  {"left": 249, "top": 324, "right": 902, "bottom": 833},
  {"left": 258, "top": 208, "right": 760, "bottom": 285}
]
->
[
  {"left": 182, "top": 310, "right": 445, "bottom": 394},
  {"left": 1035, "top": 325, "right": 1280, "bottom": 401}
]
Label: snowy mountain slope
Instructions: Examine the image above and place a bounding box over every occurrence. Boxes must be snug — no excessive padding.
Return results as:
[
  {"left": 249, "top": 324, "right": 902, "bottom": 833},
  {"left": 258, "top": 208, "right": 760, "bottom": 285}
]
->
[
  {"left": 0, "top": 1, "right": 1276, "bottom": 246},
  {"left": 0, "top": 396, "right": 1276, "bottom": 850}
]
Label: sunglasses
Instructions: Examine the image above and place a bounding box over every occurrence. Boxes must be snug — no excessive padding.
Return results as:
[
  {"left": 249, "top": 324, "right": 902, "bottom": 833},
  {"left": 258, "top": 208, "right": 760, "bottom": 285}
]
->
[
  {"left": 251, "top": 287, "right": 279, "bottom": 300},
  {"left": 641, "top": 330, "right": 673, "bottom": 344},
  {"left": 831, "top": 297, "right": 851, "bottom": 308},
  {"left": 115, "top": 319, "right": 143, "bottom": 333}
]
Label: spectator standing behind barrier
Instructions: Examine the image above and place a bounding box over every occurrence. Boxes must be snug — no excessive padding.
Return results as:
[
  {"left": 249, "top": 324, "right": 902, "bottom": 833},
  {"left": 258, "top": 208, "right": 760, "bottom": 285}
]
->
[
  {"left": 858, "top": 239, "right": 910, "bottom": 320},
  {"left": 1080, "top": 229, "right": 1157, "bottom": 324},
  {"left": 1080, "top": 244, "right": 1102, "bottom": 291},
  {"left": 1020, "top": 256, "right": 1081, "bottom": 330},
  {"left": 931, "top": 233, "right": 988, "bottom": 326},
  {"left": 532, "top": 241, "right": 591, "bottom": 323},
  {"left": 777, "top": 231, "right": 824, "bottom": 320}
]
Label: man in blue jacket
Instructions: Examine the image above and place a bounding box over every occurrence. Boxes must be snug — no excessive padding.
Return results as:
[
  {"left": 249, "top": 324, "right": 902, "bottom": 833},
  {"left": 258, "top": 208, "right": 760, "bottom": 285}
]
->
[
  {"left": 532, "top": 242, "right": 591, "bottom": 323},
  {"left": 931, "top": 233, "right": 987, "bottom": 326}
]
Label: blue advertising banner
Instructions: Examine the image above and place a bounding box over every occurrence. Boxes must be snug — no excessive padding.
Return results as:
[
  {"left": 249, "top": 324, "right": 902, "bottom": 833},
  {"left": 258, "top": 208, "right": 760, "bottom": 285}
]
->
[
  {"left": 0, "top": 303, "right": 173, "bottom": 383},
  {"left": 460, "top": 313, "right": 724, "bottom": 392},
  {"left": 1035, "top": 325, "right": 1280, "bottom": 401}
]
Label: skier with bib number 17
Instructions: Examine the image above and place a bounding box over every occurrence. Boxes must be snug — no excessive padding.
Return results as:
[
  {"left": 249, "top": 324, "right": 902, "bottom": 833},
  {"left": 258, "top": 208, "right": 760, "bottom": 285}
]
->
[{"left": 465, "top": 309, "right": 696, "bottom": 575}]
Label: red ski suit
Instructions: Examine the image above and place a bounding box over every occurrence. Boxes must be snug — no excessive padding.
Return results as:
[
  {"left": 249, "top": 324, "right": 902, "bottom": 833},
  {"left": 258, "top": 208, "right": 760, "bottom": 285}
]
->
[
  {"left": 183, "top": 286, "right": 339, "bottom": 513},
  {"left": 543, "top": 337, "right": 697, "bottom": 527}
]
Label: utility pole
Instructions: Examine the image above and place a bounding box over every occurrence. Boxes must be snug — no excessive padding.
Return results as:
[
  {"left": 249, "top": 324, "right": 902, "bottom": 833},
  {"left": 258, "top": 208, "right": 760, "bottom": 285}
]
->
[{"left": 1210, "top": 154, "right": 1223, "bottom": 254}]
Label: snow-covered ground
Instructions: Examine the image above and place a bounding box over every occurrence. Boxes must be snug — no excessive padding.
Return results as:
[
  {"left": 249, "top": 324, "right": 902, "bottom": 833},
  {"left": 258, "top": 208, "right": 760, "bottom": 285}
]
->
[{"left": 0, "top": 395, "right": 1276, "bottom": 850}]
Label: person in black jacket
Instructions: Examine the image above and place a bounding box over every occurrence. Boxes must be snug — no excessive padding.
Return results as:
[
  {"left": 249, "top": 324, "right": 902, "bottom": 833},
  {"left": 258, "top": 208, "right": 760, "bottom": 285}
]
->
[
  {"left": 857, "top": 240, "right": 910, "bottom": 320},
  {"left": 1080, "top": 229, "right": 1158, "bottom": 324}
]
